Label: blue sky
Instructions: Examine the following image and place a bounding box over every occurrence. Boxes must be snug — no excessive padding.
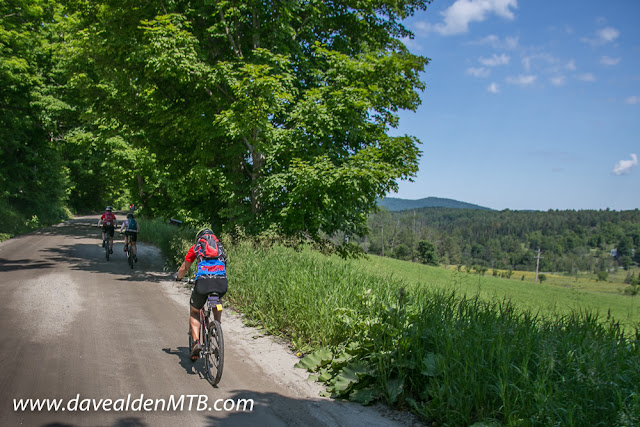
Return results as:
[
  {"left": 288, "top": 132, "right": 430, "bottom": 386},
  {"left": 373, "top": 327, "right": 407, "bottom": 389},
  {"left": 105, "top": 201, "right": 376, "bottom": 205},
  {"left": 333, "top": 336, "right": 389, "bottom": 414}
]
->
[{"left": 390, "top": 0, "right": 640, "bottom": 211}]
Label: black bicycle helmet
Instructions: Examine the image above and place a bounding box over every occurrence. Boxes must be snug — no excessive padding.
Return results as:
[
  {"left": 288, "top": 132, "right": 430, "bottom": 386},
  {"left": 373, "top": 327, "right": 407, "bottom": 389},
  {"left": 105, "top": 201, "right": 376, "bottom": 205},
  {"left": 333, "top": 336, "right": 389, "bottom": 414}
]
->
[
  {"left": 195, "top": 228, "right": 213, "bottom": 243},
  {"left": 127, "top": 213, "right": 134, "bottom": 219}
]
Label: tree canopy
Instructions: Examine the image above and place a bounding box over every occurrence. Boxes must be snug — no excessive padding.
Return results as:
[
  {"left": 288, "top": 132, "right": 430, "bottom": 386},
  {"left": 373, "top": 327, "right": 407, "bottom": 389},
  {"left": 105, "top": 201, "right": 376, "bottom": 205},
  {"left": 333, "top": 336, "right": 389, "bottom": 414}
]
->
[{"left": 1, "top": 0, "right": 432, "bottom": 243}]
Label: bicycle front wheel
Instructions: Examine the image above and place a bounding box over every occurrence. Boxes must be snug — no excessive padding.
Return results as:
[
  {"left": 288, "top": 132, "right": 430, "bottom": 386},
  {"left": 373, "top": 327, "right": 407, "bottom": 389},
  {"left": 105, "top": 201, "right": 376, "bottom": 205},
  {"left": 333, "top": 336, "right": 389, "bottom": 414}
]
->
[{"left": 204, "top": 320, "right": 224, "bottom": 386}]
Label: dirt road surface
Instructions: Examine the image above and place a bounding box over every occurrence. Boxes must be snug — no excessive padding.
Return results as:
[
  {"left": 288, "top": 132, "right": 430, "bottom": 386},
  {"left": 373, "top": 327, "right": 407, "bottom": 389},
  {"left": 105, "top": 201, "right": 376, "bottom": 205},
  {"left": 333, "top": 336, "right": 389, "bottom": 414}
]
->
[{"left": 0, "top": 216, "right": 420, "bottom": 426}]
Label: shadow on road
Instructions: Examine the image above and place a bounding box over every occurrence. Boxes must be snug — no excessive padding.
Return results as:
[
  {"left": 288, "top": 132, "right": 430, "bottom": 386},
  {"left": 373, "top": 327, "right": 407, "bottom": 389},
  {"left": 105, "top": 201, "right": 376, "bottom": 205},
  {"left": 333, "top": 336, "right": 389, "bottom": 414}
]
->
[
  {"left": 162, "top": 346, "right": 203, "bottom": 378},
  {"left": 29, "top": 218, "right": 171, "bottom": 284},
  {"left": 0, "top": 258, "right": 55, "bottom": 272},
  {"left": 33, "top": 387, "right": 397, "bottom": 427},
  {"left": 41, "top": 242, "right": 169, "bottom": 282}
]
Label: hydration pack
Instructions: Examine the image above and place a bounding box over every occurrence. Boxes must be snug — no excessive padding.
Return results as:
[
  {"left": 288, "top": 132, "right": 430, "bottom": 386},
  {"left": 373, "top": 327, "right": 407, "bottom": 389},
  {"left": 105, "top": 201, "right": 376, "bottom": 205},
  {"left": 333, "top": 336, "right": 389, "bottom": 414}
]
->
[
  {"left": 103, "top": 212, "right": 115, "bottom": 226},
  {"left": 195, "top": 232, "right": 221, "bottom": 261},
  {"left": 127, "top": 218, "right": 137, "bottom": 231},
  {"left": 194, "top": 232, "right": 226, "bottom": 278}
]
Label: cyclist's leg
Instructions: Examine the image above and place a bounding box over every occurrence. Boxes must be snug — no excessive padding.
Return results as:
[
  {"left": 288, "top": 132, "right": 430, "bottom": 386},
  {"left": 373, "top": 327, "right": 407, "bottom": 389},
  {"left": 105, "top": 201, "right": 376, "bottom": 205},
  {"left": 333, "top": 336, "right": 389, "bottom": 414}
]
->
[
  {"left": 123, "top": 234, "right": 129, "bottom": 252},
  {"left": 190, "top": 288, "right": 207, "bottom": 344},
  {"left": 108, "top": 226, "right": 115, "bottom": 251},
  {"left": 131, "top": 233, "right": 137, "bottom": 257}
]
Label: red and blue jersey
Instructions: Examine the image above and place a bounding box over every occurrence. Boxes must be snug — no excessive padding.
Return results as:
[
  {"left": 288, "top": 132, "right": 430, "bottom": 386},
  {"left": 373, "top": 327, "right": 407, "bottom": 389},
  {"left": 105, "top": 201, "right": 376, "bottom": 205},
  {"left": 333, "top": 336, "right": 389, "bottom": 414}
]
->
[{"left": 185, "top": 245, "right": 226, "bottom": 278}]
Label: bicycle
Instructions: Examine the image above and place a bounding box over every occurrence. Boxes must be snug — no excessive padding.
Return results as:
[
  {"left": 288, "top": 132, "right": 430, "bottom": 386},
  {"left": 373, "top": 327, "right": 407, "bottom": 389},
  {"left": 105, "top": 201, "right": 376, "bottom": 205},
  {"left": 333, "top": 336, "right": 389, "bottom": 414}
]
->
[
  {"left": 187, "top": 278, "right": 224, "bottom": 386},
  {"left": 97, "top": 225, "right": 112, "bottom": 261},
  {"left": 120, "top": 232, "right": 135, "bottom": 269},
  {"left": 103, "top": 234, "right": 110, "bottom": 261}
]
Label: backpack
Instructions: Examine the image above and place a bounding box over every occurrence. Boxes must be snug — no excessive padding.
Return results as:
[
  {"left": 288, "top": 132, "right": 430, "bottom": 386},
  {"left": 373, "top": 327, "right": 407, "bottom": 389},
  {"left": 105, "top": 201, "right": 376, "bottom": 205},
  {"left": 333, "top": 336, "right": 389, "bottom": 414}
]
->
[
  {"left": 127, "top": 218, "right": 137, "bottom": 231},
  {"left": 194, "top": 232, "right": 221, "bottom": 261},
  {"left": 103, "top": 212, "right": 115, "bottom": 226},
  {"left": 194, "top": 232, "right": 226, "bottom": 278}
]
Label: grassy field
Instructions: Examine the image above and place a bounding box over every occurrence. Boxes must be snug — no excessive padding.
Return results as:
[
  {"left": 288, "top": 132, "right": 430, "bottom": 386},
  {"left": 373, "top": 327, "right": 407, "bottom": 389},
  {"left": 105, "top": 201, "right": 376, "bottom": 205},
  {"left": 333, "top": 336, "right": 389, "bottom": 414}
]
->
[
  {"left": 141, "top": 221, "right": 640, "bottom": 426},
  {"left": 352, "top": 255, "right": 640, "bottom": 332}
]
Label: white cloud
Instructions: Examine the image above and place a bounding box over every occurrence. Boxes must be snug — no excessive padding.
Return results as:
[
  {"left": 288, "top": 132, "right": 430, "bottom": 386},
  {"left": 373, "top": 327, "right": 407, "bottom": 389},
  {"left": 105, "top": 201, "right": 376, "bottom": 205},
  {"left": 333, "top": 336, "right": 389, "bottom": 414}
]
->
[
  {"left": 521, "top": 53, "right": 560, "bottom": 73},
  {"left": 467, "top": 67, "right": 491, "bottom": 78},
  {"left": 626, "top": 96, "right": 640, "bottom": 105},
  {"left": 469, "top": 35, "right": 519, "bottom": 49},
  {"left": 600, "top": 56, "right": 621, "bottom": 66},
  {"left": 427, "top": 0, "right": 518, "bottom": 36},
  {"left": 479, "top": 53, "right": 510, "bottom": 67},
  {"left": 565, "top": 60, "right": 576, "bottom": 71},
  {"left": 576, "top": 73, "right": 596, "bottom": 82},
  {"left": 506, "top": 75, "right": 537, "bottom": 86},
  {"left": 598, "top": 27, "right": 620, "bottom": 43},
  {"left": 550, "top": 76, "right": 566, "bottom": 86},
  {"left": 612, "top": 154, "right": 638, "bottom": 175},
  {"left": 582, "top": 26, "right": 620, "bottom": 46},
  {"left": 488, "top": 82, "right": 500, "bottom": 93}
]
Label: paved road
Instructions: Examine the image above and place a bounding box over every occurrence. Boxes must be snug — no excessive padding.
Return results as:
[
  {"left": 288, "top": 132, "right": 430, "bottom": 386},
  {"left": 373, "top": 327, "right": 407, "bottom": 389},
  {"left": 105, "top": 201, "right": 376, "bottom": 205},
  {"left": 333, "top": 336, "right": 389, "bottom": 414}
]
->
[{"left": 0, "top": 216, "right": 411, "bottom": 427}]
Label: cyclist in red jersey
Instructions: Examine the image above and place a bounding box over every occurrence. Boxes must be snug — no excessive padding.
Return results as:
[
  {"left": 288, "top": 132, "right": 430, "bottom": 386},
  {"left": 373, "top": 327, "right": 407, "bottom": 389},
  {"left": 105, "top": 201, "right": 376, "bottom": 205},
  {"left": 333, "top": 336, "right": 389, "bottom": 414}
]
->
[
  {"left": 97, "top": 206, "right": 117, "bottom": 254},
  {"left": 174, "top": 228, "right": 228, "bottom": 360}
]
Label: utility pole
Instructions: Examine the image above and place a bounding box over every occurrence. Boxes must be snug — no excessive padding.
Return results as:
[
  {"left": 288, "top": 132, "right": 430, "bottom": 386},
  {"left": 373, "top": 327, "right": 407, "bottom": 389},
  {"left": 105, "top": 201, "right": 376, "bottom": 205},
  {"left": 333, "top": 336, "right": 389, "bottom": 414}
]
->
[
  {"left": 381, "top": 224, "right": 384, "bottom": 257},
  {"left": 535, "top": 247, "right": 542, "bottom": 283}
]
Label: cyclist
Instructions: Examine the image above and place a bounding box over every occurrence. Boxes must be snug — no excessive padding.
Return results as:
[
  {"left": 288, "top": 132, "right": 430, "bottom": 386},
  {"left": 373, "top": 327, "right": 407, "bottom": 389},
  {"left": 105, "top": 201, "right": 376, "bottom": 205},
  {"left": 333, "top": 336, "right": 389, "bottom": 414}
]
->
[
  {"left": 120, "top": 212, "right": 139, "bottom": 262},
  {"left": 174, "top": 228, "right": 228, "bottom": 360},
  {"left": 97, "top": 206, "right": 117, "bottom": 254}
]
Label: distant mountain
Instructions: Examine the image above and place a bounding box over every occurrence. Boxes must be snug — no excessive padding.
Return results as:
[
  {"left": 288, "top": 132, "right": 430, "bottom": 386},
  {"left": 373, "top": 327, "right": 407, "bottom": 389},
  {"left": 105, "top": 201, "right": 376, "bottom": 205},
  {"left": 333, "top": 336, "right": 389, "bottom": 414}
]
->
[{"left": 378, "top": 197, "right": 493, "bottom": 211}]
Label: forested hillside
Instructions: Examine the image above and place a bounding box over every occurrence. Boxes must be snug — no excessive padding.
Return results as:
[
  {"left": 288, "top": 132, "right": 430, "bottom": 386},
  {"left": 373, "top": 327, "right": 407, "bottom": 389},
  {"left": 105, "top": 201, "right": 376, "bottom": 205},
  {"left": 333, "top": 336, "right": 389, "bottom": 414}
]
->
[
  {"left": 362, "top": 207, "right": 640, "bottom": 273},
  {"left": 379, "top": 196, "right": 492, "bottom": 211}
]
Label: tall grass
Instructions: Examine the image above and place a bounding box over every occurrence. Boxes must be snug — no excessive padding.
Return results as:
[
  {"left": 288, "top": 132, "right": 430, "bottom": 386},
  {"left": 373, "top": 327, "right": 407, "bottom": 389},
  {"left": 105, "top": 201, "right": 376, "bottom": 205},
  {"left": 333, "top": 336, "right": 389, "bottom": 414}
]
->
[
  {"left": 141, "top": 220, "right": 640, "bottom": 425},
  {"left": 137, "top": 217, "right": 196, "bottom": 267},
  {"left": 0, "top": 200, "right": 72, "bottom": 242},
  {"left": 226, "top": 241, "right": 640, "bottom": 426}
]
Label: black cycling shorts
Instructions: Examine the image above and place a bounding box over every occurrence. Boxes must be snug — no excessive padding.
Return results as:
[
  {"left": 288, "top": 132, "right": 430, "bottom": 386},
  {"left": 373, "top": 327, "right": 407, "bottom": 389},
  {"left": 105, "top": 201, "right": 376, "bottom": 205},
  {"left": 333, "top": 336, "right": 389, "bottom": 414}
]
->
[
  {"left": 124, "top": 230, "right": 138, "bottom": 242},
  {"left": 102, "top": 225, "right": 115, "bottom": 237},
  {"left": 190, "top": 276, "right": 228, "bottom": 310}
]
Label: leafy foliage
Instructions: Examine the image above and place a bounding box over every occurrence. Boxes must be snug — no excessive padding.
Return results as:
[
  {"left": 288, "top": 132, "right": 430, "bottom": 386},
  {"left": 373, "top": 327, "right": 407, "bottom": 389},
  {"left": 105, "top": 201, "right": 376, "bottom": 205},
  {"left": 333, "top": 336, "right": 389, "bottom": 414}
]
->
[
  {"left": 0, "top": 0, "right": 71, "bottom": 236},
  {"left": 50, "top": 0, "right": 431, "bottom": 245}
]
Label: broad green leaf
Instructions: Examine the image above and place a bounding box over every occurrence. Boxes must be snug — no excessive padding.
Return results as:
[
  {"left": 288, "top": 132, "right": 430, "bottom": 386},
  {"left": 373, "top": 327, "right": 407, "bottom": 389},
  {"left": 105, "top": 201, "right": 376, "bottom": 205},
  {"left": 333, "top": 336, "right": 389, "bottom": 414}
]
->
[{"left": 294, "top": 347, "right": 333, "bottom": 371}]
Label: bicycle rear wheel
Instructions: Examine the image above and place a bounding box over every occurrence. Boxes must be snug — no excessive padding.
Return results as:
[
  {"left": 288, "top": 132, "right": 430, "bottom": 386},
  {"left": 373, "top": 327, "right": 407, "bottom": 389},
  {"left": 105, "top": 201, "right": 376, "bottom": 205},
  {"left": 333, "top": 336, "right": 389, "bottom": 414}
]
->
[
  {"left": 128, "top": 244, "right": 134, "bottom": 269},
  {"left": 204, "top": 320, "right": 224, "bottom": 386},
  {"left": 105, "top": 240, "right": 110, "bottom": 261}
]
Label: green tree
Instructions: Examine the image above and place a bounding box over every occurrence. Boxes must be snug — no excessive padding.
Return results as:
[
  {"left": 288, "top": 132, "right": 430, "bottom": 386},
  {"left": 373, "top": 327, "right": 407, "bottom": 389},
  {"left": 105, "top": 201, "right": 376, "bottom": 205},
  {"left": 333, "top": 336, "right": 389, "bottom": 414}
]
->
[
  {"left": 61, "top": 0, "right": 432, "bottom": 244},
  {"left": 0, "top": 0, "right": 68, "bottom": 233},
  {"left": 393, "top": 243, "right": 412, "bottom": 261},
  {"left": 417, "top": 240, "right": 438, "bottom": 266}
]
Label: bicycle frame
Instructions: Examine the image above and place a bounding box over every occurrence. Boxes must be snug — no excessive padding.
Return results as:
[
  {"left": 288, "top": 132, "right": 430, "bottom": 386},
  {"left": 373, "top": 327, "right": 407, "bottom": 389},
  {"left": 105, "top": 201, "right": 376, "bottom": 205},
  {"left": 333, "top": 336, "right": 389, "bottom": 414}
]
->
[
  {"left": 103, "top": 234, "right": 110, "bottom": 261},
  {"left": 199, "top": 294, "right": 222, "bottom": 350}
]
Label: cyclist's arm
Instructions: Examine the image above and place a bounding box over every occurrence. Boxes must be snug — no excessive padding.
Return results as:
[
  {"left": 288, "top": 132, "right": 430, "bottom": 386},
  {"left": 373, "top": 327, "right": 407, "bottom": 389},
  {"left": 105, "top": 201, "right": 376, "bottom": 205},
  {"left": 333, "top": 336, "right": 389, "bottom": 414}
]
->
[
  {"left": 119, "top": 221, "right": 126, "bottom": 232},
  {"left": 176, "top": 246, "right": 196, "bottom": 280},
  {"left": 176, "top": 260, "right": 193, "bottom": 280}
]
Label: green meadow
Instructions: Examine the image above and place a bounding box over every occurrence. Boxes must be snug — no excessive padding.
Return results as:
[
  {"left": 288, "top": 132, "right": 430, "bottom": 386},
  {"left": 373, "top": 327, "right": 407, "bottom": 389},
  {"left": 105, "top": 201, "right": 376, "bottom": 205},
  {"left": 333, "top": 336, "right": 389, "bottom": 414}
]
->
[
  {"left": 144, "top": 220, "right": 640, "bottom": 426},
  {"left": 354, "top": 255, "right": 640, "bottom": 333}
]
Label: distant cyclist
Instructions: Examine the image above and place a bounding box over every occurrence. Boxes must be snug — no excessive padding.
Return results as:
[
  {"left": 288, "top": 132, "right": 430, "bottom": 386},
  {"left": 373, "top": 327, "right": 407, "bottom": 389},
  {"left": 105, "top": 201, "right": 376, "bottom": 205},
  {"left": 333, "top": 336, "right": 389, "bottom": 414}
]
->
[
  {"left": 120, "top": 212, "right": 139, "bottom": 262},
  {"left": 97, "top": 206, "right": 117, "bottom": 254},
  {"left": 174, "top": 228, "right": 228, "bottom": 360}
]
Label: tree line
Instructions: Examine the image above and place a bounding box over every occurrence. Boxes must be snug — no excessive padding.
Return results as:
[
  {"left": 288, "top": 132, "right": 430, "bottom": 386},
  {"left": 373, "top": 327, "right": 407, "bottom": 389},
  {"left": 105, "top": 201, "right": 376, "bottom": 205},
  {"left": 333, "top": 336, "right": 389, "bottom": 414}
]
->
[
  {"left": 361, "top": 207, "right": 640, "bottom": 274},
  {"left": 1, "top": 0, "right": 431, "bottom": 244}
]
